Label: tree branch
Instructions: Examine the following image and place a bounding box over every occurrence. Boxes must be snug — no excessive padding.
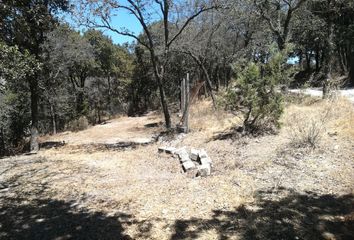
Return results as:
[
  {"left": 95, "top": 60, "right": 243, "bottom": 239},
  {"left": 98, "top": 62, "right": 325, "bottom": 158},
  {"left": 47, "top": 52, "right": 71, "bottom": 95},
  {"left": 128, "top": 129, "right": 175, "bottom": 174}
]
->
[{"left": 167, "top": 5, "right": 219, "bottom": 47}]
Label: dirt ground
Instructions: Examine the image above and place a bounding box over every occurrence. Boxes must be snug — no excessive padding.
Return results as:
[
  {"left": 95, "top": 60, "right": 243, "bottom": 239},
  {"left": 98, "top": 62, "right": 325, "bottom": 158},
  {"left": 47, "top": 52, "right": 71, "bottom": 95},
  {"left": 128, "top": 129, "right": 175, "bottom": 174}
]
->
[{"left": 0, "top": 95, "right": 353, "bottom": 240}]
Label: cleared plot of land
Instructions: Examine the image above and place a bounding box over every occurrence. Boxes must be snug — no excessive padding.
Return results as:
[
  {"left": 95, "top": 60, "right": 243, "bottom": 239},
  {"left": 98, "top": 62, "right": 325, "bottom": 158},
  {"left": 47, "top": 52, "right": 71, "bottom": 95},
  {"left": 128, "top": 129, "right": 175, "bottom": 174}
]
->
[
  {"left": 40, "top": 113, "right": 163, "bottom": 146},
  {"left": 1, "top": 97, "right": 353, "bottom": 239}
]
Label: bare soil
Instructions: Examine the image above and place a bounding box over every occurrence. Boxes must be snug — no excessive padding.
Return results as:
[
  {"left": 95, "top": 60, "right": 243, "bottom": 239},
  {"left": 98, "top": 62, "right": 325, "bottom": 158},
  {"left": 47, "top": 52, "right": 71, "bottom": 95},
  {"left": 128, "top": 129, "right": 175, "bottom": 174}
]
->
[{"left": 0, "top": 97, "right": 353, "bottom": 240}]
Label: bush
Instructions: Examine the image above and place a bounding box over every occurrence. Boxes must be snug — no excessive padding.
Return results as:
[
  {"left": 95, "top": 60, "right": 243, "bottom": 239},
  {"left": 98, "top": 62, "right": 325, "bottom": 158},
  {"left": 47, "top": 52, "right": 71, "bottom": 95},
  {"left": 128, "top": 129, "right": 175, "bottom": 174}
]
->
[
  {"left": 224, "top": 46, "right": 292, "bottom": 134},
  {"left": 66, "top": 116, "right": 89, "bottom": 132}
]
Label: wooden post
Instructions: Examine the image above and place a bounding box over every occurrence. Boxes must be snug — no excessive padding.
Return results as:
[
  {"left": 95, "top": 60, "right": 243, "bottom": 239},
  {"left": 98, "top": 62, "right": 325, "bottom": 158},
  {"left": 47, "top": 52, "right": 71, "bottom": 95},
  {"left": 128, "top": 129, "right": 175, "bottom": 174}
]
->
[
  {"left": 181, "top": 78, "right": 185, "bottom": 113},
  {"left": 182, "top": 73, "right": 190, "bottom": 133}
]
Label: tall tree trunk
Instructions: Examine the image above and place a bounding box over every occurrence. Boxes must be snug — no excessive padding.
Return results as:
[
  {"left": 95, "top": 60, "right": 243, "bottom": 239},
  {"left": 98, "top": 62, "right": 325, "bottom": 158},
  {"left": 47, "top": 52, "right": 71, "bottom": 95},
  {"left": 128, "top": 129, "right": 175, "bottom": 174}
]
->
[
  {"left": 0, "top": 127, "right": 5, "bottom": 156},
  {"left": 50, "top": 103, "right": 56, "bottom": 135},
  {"left": 349, "top": 50, "right": 354, "bottom": 86},
  {"left": 76, "top": 90, "right": 84, "bottom": 115},
  {"left": 30, "top": 76, "right": 39, "bottom": 152},
  {"left": 107, "top": 75, "right": 112, "bottom": 115},
  {"left": 322, "top": 17, "right": 334, "bottom": 99},
  {"left": 305, "top": 51, "right": 311, "bottom": 71},
  {"left": 157, "top": 74, "right": 171, "bottom": 128},
  {"left": 149, "top": 46, "right": 171, "bottom": 128},
  {"left": 315, "top": 48, "right": 321, "bottom": 72}
]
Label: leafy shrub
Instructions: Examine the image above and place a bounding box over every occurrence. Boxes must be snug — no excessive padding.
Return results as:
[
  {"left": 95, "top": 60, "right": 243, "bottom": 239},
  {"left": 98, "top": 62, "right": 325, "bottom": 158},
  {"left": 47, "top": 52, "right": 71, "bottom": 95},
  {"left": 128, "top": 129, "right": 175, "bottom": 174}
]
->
[
  {"left": 66, "top": 116, "right": 89, "bottom": 132},
  {"left": 223, "top": 46, "right": 293, "bottom": 134}
]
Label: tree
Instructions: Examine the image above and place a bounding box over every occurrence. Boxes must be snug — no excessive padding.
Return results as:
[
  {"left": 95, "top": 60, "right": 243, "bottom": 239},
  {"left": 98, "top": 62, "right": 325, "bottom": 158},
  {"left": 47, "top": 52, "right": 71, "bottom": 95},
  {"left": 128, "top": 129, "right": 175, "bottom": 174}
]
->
[
  {"left": 0, "top": 0, "right": 69, "bottom": 152},
  {"left": 0, "top": 42, "right": 39, "bottom": 154},
  {"left": 78, "top": 0, "right": 220, "bottom": 129},
  {"left": 223, "top": 45, "right": 292, "bottom": 134},
  {"left": 43, "top": 25, "right": 96, "bottom": 117},
  {"left": 254, "top": 0, "right": 307, "bottom": 50}
]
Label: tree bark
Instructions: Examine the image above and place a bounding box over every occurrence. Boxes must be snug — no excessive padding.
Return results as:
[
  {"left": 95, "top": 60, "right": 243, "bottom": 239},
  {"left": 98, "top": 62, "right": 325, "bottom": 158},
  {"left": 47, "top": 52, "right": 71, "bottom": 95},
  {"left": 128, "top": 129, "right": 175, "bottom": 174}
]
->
[
  {"left": 322, "top": 12, "right": 334, "bottom": 99},
  {"left": 76, "top": 90, "right": 84, "bottom": 115},
  {"left": 349, "top": 50, "right": 354, "bottom": 86},
  {"left": 50, "top": 103, "right": 57, "bottom": 135},
  {"left": 315, "top": 48, "right": 320, "bottom": 72},
  {"left": 157, "top": 74, "right": 171, "bottom": 128},
  {"left": 0, "top": 127, "right": 5, "bottom": 156},
  {"left": 107, "top": 75, "right": 112, "bottom": 115},
  {"left": 30, "top": 76, "right": 39, "bottom": 152}
]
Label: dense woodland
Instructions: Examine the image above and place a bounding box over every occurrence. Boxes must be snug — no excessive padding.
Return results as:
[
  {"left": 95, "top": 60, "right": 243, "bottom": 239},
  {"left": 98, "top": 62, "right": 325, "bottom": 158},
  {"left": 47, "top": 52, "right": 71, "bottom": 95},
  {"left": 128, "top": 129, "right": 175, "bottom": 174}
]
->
[{"left": 0, "top": 0, "right": 353, "bottom": 156}]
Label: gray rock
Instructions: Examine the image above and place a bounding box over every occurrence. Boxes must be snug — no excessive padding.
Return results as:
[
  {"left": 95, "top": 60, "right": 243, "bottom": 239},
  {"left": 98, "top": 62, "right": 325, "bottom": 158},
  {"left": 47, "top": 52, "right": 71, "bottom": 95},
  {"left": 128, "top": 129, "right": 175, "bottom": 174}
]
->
[
  {"left": 174, "top": 147, "right": 187, "bottom": 156},
  {"left": 158, "top": 146, "right": 167, "bottom": 153},
  {"left": 197, "top": 164, "right": 211, "bottom": 177},
  {"left": 198, "top": 149, "right": 208, "bottom": 159},
  {"left": 180, "top": 155, "right": 190, "bottom": 163},
  {"left": 165, "top": 147, "right": 176, "bottom": 154},
  {"left": 182, "top": 161, "right": 196, "bottom": 172},
  {"left": 190, "top": 148, "right": 199, "bottom": 161},
  {"left": 158, "top": 146, "right": 176, "bottom": 154},
  {"left": 200, "top": 157, "right": 212, "bottom": 166},
  {"left": 177, "top": 148, "right": 188, "bottom": 158}
]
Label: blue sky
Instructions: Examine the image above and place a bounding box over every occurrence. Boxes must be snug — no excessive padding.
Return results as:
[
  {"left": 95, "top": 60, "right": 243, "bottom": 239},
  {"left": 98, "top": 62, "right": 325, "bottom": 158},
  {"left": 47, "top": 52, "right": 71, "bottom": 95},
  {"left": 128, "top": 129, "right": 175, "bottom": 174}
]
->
[
  {"left": 99, "top": 11, "right": 143, "bottom": 45},
  {"left": 64, "top": 6, "right": 144, "bottom": 45}
]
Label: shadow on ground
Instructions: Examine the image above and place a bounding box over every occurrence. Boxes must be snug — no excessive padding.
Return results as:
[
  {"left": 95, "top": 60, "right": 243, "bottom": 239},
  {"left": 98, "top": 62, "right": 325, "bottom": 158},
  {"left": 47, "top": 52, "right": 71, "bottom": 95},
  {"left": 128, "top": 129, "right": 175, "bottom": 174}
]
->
[
  {"left": 0, "top": 156, "right": 152, "bottom": 240},
  {"left": 0, "top": 196, "right": 138, "bottom": 240},
  {"left": 171, "top": 188, "right": 354, "bottom": 240}
]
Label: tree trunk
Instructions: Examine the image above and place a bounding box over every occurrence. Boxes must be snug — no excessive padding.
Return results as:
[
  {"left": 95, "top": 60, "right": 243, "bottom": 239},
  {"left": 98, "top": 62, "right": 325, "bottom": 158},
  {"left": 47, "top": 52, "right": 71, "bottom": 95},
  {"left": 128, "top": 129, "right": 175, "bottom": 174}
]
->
[
  {"left": 149, "top": 47, "right": 171, "bottom": 129},
  {"left": 322, "top": 17, "right": 334, "bottom": 99},
  {"left": 157, "top": 75, "right": 171, "bottom": 128},
  {"left": 349, "top": 51, "right": 354, "bottom": 86},
  {"left": 305, "top": 51, "right": 311, "bottom": 71},
  {"left": 0, "top": 127, "right": 5, "bottom": 156},
  {"left": 315, "top": 48, "right": 320, "bottom": 72},
  {"left": 76, "top": 90, "right": 84, "bottom": 115},
  {"left": 30, "top": 77, "right": 39, "bottom": 152},
  {"left": 107, "top": 74, "right": 112, "bottom": 115},
  {"left": 50, "top": 103, "right": 56, "bottom": 135}
]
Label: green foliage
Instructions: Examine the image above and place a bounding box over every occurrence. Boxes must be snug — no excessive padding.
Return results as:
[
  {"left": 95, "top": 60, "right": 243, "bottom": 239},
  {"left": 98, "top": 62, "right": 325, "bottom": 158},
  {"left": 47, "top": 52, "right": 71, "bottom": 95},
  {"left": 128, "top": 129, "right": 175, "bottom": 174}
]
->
[
  {"left": 225, "top": 46, "right": 293, "bottom": 134},
  {"left": 0, "top": 42, "right": 40, "bottom": 154},
  {"left": 0, "top": 42, "right": 39, "bottom": 82}
]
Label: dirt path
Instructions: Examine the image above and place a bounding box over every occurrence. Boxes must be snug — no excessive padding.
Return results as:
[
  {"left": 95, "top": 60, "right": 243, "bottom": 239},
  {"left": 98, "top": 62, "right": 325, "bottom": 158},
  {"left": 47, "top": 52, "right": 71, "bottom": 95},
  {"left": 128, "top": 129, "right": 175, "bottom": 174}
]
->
[
  {"left": 41, "top": 113, "right": 163, "bottom": 146},
  {"left": 289, "top": 88, "right": 354, "bottom": 103}
]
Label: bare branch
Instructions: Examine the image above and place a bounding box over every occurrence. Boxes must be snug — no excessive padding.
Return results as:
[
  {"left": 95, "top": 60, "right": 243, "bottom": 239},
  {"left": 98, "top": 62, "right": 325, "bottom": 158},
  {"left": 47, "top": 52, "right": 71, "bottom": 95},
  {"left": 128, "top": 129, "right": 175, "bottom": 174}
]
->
[{"left": 167, "top": 5, "right": 219, "bottom": 47}]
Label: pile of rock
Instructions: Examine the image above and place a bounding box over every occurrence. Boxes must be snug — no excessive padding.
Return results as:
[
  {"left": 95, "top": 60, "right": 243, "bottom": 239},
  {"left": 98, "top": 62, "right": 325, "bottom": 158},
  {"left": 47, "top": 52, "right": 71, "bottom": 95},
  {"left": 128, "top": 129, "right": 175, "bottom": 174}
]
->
[{"left": 158, "top": 146, "right": 213, "bottom": 177}]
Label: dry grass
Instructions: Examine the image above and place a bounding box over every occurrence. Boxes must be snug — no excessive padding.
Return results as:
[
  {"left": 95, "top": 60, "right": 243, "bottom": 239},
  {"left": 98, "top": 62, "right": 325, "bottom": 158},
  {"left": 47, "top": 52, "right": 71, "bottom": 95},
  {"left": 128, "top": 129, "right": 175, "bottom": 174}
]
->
[
  {"left": 1, "top": 97, "right": 353, "bottom": 239},
  {"left": 283, "top": 96, "right": 354, "bottom": 148},
  {"left": 188, "top": 100, "right": 242, "bottom": 136}
]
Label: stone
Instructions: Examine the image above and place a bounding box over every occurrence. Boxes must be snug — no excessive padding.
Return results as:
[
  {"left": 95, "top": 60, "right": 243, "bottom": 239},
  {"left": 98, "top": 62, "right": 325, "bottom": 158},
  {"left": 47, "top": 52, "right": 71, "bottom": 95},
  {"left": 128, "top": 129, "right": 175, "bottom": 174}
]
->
[
  {"left": 182, "top": 161, "right": 196, "bottom": 172},
  {"left": 190, "top": 148, "right": 199, "bottom": 161},
  {"left": 179, "top": 155, "right": 190, "bottom": 163},
  {"left": 158, "top": 146, "right": 176, "bottom": 154},
  {"left": 165, "top": 147, "right": 176, "bottom": 154},
  {"left": 174, "top": 147, "right": 187, "bottom": 156},
  {"left": 200, "top": 157, "right": 212, "bottom": 166},
  {"left": 158, "top": 146, "right": 167, "bottom": 153},
  {"left": 177, "top": 148, "right": 189, "bottom": 158},
  {"left": 198, "top": 149, "right": 208, "bottom": 159},
  {"left": 197, "top": 164, "right": 211, "bottom": 177}
]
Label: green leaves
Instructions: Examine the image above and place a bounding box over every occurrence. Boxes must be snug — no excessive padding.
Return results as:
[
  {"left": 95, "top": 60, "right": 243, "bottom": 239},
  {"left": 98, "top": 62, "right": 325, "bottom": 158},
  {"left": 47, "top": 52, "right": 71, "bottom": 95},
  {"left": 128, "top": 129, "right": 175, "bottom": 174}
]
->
[
  {"left": 223, "top": 45, "right": 293, "bottom": 133},
  {"left": 0, "top": 42, "right": 40, "bottom": 84}
]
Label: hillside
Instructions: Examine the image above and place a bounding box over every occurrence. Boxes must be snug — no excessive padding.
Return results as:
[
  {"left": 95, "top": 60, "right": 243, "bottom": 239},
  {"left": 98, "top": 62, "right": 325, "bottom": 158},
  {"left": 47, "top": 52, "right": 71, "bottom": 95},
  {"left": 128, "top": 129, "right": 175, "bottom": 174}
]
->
[{"left": 1, "top": 95, "right": 353, "bottom": 239}]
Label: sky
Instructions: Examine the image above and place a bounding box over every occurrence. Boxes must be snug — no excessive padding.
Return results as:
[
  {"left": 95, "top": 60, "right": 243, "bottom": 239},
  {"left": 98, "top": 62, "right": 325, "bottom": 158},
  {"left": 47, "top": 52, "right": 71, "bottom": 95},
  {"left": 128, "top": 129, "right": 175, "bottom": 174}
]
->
[
  {"left": 63, "top": 0, "right": 163, "bottom": 45},
  {"left": 99, "top": 11, "right": 143, "bottom": 45}
]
